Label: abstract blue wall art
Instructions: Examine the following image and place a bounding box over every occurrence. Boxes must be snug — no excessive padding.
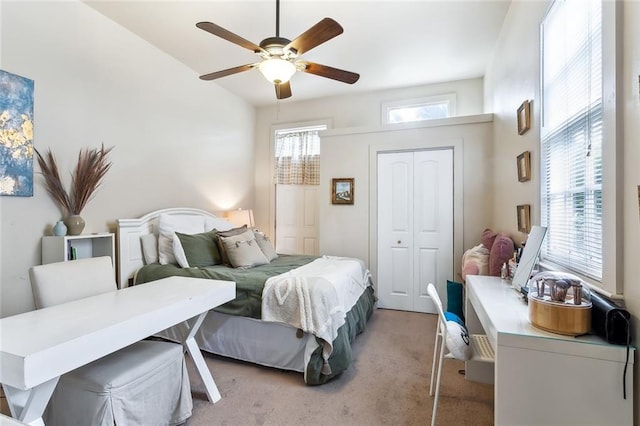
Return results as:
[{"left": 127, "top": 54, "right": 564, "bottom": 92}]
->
[{"left": 0, "top": 69, "right": 34, "bottom": 196}]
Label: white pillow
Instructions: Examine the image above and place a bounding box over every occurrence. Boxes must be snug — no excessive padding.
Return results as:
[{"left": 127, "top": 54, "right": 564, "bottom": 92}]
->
[
  {"left": 253, "top": 230, "right": 278, "bottom": 261},
  {"left": 204, "top": 216, "right": 235, "bottom": 232},
  {"left": 172, "top": 234, "right": 189, "bottom": 268},
  {"left": 140, "top": 233, "right": 158, "bottom": 264},
  {"left": 445, "top": 320, "right": 472, "bottom": 360},
  {"left": 158, "top": 214, "right": 206, "bottom": 265},
  {"left": 219, "top": 229, "right": 269, "bottom": 269}
]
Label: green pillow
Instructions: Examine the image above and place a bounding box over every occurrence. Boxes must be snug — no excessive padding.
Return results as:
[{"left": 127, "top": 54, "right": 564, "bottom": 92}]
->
[
  {"left": 446, "top": 280, "right": 465, "bottom": 323},
  {"left": 173, "top": 230, "right": 221, "bottom": 268}
]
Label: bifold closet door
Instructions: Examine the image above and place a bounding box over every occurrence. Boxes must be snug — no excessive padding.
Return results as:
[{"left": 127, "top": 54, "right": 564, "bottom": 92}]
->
[{"left": 377, "top": 149, "right": 453, "bottom": 313}]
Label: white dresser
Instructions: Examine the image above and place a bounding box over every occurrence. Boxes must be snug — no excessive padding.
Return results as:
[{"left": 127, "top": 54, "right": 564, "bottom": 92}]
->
[{"left": 465, "top": 274, "right": 634, "bottom": 425}]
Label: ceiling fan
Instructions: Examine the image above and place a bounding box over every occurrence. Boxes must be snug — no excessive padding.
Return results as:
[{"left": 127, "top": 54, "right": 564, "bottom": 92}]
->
[{"left": 196, "top": 0, "right": 360, "bottom": 100}]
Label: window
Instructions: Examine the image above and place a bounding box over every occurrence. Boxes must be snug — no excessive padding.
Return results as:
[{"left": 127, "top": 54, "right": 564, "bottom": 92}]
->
[
  {"left": 274, "top": 125, "right": 326, "bottom": 185},
  {"left": 540, "top": 0, "right": 604, "bottom": 281},
  {"left": 382, "top": 94, "right": 456, "bottom": 124}
]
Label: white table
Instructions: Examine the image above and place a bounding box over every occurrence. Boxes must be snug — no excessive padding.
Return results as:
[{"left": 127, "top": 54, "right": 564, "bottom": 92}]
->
[
  {"left": 0, "top": 277, "right": 235, "bottom": 425},
  {"left": 0, "top": 413, "right": 29, "bottom": 425},
  {"left": 465, "top": 275, "right": 634, "bottom": 425}
]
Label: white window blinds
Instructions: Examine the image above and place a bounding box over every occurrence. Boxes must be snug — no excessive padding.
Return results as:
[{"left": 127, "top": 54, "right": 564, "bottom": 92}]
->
[{"left": 541, "top": 0, "right": 603, "bottom": 280}]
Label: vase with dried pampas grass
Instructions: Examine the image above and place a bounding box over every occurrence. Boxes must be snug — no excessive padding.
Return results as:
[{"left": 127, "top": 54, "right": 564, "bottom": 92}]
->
[{"left": 35, "top": 144, "right": 113, "bottom": 235}]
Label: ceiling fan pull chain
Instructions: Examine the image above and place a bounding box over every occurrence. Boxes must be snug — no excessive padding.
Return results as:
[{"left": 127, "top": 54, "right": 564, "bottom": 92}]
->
[{"left": 276, "top": 0, "right": 280, "bottom": 37}]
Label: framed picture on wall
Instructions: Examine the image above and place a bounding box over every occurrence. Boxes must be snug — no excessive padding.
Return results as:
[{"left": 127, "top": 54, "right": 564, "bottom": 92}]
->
[
  {"left": 517, "top": 100, "right": 531, "bottom": 135},
  {"left": 331, "top": 178, "right": 354, "bottom": 205},
  {"left": 517, "top": 151, "right": 531, "bottom": 182},
  {"left": 517, "top": 204, "right": 531, "bottom": 233}
]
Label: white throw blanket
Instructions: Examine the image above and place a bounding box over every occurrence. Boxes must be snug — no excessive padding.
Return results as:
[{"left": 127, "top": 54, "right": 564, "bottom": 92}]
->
[{"left": 261, "top": 256, "right": 371, "bottom": 374}]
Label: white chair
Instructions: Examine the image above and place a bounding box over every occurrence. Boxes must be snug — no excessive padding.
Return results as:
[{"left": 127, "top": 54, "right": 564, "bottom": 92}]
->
[
  {"left": 29, "top": 256, "right": 193, "bottom": 426},
  {"left": 427, "top": 283, "right": 494, "bottom": 426}
]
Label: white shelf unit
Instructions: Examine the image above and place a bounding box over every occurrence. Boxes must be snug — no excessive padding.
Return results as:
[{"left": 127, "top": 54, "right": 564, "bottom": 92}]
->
[{"left": 42, "top": 234, "right": 116, "bottom": 275}]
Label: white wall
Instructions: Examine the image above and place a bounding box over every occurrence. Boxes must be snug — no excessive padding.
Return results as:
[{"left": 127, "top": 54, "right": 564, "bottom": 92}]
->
[
  {"left": 622, "top": 1, "right": 640, "bottom": 418},
  {"left": 485, "top": 0, "right": 640, "bottom": 416},
  {"left": 483, "top": 0, "right": 547, "bottom": 243},
  {"left": 0, "top": 1, "right": 256, "bottom": 317},
  {"left": 254, "top": 78, "right": 485, "bottom": 239},
  {"left": 319, "top": 116, "right": 493, "bottom": 286}
]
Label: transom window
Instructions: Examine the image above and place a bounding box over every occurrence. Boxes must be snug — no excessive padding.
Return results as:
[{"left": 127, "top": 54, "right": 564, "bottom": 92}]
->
[{"left": 382, "top": 94, "right": 456, "bottom": 124}]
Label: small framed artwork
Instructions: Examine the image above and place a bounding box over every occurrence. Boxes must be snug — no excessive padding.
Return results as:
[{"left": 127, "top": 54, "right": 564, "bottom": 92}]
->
[
  {"left": 517, "top": 151, "right": 531, "bottom": 182},
  {"left": 517, "top": 100, "right": 531, "bottom": 135},
  {"left": 331, "top": 178, "right": 354, "bottom": 205},
  {"left": 517, "top": 204, "right": 531, "bottom": 233}
]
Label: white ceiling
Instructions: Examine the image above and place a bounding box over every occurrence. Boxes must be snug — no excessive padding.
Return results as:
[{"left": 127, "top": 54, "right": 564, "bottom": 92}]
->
[{"left": 84, "top": 1, "right": 511, "bottom": 107}]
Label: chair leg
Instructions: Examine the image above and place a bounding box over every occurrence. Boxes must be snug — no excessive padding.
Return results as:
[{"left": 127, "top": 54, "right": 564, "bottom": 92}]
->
[
  {"left": 429, "top": 321, "right": 441, "bottom": 396},
  {"left": 431, "top": 336, "right": 446, "bottom": 426}
]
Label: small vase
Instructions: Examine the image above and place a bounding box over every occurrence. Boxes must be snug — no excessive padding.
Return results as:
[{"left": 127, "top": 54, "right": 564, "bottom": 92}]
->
[
  {"left": 65, "top": 215, "right": 85, "bottom": 236},
  {"left": 53, "top": 220, "right": 67, "bottom": 236}
]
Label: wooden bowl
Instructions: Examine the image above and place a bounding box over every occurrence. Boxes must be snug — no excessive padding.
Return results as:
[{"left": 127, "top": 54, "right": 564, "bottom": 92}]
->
[{"left": 528, "top": 295, "right": 591, "bottom": 336}]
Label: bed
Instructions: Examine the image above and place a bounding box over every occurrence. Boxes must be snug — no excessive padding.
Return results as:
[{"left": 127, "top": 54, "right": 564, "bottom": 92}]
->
[{"left": 116, "top": 207, "right": 376, "bottom": 385}]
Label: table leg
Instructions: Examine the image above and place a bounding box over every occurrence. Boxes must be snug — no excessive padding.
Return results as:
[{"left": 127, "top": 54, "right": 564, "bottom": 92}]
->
[
  {"left": 2, "top": 377, "right": 59, "bottom": 425},
  {"left": 182, "top": 312, "right": 222, "bottom": 403}
]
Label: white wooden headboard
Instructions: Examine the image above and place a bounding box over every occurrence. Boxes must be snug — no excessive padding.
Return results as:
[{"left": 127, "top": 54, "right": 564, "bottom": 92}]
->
[{"left": 116, "top": 207, "right": 222, "bottom": 288}]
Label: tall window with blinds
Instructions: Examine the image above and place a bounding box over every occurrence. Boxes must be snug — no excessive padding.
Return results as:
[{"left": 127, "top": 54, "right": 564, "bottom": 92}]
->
[{"left": 540, "top": 0, "right": 603, "bottom": 281}]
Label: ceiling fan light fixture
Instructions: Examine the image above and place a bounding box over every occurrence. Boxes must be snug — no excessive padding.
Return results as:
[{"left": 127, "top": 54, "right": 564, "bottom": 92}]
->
[{"left": 258, "top": 58, "right": 296, "bottom": 84}]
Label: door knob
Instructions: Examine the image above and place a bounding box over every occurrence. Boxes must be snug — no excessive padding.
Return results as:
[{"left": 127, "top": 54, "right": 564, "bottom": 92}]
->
[{"left": 397, "top": 240, "right": 401, "bottom": 244}]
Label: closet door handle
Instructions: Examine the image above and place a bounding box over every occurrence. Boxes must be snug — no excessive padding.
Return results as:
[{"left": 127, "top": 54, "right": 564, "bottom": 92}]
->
[{"left": 397, "top": 240, "right": 402, "bottom": 244}]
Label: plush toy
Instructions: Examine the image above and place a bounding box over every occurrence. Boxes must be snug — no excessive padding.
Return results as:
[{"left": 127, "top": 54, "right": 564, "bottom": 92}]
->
[
  {"left": 489, "top": 233, "right": 515, "bottom": 276},
  {"left": 461, "top": 244, "right": 489, "bottom": 281},
  {"left": 461, "top": 228, "right": 514, "bottom": 280}
]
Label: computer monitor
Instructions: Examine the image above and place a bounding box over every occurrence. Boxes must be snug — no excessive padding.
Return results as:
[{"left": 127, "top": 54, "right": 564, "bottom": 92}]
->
[{"left": 512, "top": 225, "right": 547, "bottom": 292}]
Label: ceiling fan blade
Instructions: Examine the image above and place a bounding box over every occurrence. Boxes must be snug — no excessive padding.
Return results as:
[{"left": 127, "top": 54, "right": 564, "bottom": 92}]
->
[
  {"left": 275, "top": 81, "right": 292, "bottom": 99},
  {"left": 199, "top": 64, "right": 256, "bottom": 81},
  {"left": 284, "top": 18, "right": 343, "bottom": 56},
  {"left": 298, "top": 62, "right": 360, "bottom": 84},
  {"left": 196, "top": 22, "right": 265, "bottom": 53}
]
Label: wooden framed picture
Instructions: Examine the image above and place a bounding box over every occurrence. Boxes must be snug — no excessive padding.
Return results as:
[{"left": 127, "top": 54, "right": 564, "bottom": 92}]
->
[
  {"left": 517, "top": 100, "right": 531, "bottom": 135},
  {"left": 517, "top": 151, "right": 531, "bottom": 182},
  {"left": 331, "top": 178, "right": 354, "bottom": 205},
  {"left": 517, "top": 204, "right": 531, "bottom": 233}
]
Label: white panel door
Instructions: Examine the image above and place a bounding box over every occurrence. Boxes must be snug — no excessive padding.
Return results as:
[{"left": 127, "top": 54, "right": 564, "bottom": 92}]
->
[
  {"left": 275, "top": 184, "right": 319, "bottom": 255},
  {"left": 377, "top": 152, "right": 414, "bottom": 311},
  {"left": 413, "top": 149, "right": 453, "bottom": 312},
  {"left": 377, "top": 149, "right": 453, "bottom": 313}
]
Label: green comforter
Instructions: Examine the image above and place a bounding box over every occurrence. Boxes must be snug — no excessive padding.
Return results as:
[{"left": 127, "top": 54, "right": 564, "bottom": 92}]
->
[{"left": 135, "top": 254, "right": 318, "bottom": 319}]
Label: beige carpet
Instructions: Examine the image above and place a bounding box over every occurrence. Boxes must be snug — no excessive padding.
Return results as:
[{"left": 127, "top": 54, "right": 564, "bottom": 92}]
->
[{"left": 185, "top": 308, "right": 494, "bottom": 426}]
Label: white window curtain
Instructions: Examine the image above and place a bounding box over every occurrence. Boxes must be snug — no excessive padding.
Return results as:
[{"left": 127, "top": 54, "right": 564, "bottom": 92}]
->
[
  {"left": 274, "top": 130, "right": 321, "bottom": 185},
  {"left": 540, "top": 0, "right": 603, "bottom": 280}
]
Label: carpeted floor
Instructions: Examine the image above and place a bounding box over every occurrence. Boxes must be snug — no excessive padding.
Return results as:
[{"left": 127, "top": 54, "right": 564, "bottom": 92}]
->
[{"left": 185, "top": 308, "right": 494, "bottom": 426}]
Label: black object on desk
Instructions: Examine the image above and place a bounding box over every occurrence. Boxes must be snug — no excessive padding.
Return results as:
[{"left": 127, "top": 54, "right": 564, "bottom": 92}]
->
[{"left": 590, "top": 291, "right": 631, "bottom": 345}]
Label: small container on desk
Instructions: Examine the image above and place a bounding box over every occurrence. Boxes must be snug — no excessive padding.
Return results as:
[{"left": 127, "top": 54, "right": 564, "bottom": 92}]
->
[{"left": 526, "top": 271, "right": 592, "bottom": 336}]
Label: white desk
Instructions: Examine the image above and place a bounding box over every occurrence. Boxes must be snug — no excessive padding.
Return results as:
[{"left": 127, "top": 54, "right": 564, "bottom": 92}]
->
[
  {"left": 465, "top": 275, "right": 634, "bottom": 426},
  {"left": 0, "top": 277, "right": 235, "bottom": 425}
]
